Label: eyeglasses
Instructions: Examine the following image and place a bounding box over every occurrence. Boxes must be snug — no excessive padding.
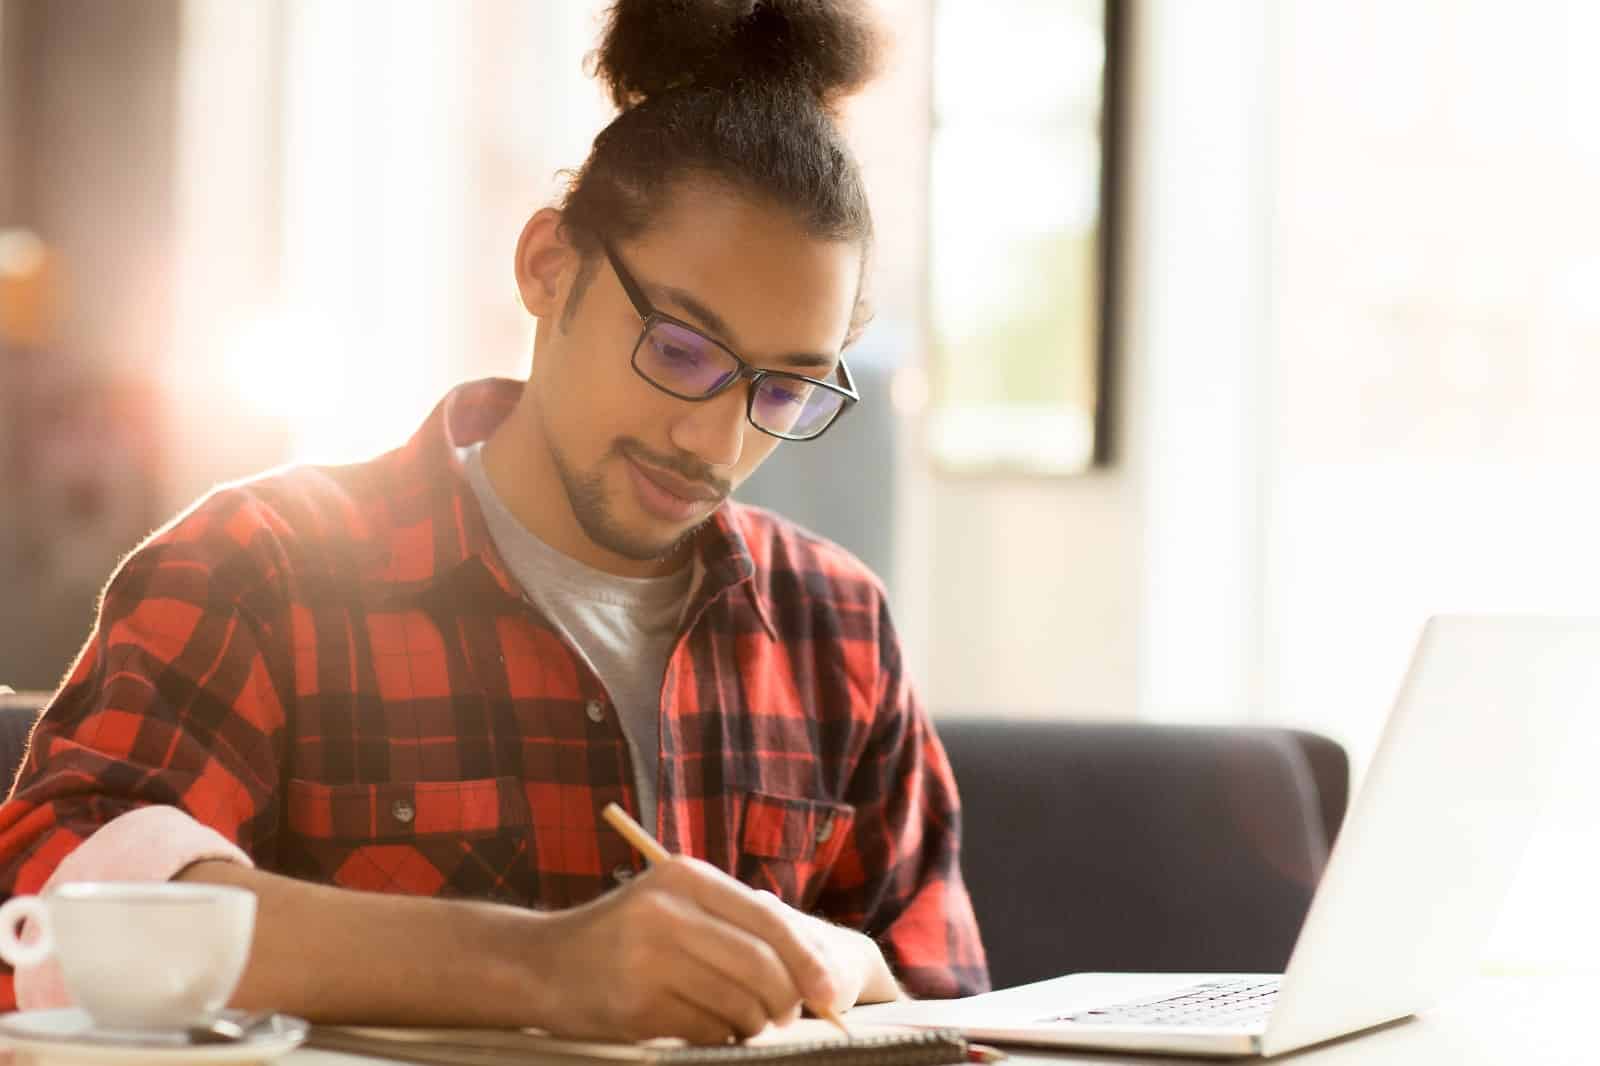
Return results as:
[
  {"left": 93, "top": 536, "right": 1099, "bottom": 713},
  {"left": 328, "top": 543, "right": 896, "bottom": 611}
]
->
[{"left": 601, "top": 240, "right": 858, "bottom": 442}]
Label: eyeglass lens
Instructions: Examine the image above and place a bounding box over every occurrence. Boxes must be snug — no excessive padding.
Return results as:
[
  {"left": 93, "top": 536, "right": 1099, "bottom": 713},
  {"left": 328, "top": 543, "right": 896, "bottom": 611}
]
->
[{"left": 638, "top": 319, "right": 845, "bottom": 439}]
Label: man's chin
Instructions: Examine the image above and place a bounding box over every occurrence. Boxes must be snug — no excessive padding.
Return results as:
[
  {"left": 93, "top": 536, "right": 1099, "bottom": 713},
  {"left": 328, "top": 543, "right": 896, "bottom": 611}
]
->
[
  {"left": 552, "top": 440, "right": 720, "bottom": 568},
  {"left": 597, "top": 521, "right": 704, "bottom": 565},
  {"left": 579, "top": 498, "right": 711, "bottom": 565}
]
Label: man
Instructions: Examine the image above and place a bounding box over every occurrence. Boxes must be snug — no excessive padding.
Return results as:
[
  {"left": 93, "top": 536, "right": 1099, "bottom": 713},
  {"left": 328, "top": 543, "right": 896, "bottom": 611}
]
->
[{"left": 0, "top": 174, "right": 988, "bottom": 1036}]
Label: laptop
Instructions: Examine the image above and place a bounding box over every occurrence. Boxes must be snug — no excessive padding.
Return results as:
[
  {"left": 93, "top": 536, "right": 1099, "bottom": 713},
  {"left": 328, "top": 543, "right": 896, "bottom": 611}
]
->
[{"left": 852, "top": 615, "right": 1600, "bottom": 1057}]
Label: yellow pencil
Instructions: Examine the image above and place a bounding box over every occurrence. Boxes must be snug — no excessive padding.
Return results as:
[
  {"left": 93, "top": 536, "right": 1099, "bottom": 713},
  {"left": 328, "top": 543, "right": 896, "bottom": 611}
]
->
[{"left": 601, "top": 802, "right": 852, "bottom": 1038}]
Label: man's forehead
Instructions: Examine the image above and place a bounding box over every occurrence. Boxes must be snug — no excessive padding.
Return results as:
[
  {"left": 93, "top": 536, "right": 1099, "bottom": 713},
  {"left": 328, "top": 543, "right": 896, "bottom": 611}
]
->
[{"left": 622, "top": 200, "right": 860, "bottom": 364}]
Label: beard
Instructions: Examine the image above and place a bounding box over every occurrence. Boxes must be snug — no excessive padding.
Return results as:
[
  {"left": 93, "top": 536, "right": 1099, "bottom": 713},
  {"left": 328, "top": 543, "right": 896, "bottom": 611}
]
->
[{"left": 547, "top": 435, "right": 727, "bottom": 564}]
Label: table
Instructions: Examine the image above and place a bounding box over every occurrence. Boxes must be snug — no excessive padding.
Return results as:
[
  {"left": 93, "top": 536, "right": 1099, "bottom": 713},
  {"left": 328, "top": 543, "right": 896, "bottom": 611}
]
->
[{"left": 283, "top": 975, "right": 1599, "bottom": 1066}]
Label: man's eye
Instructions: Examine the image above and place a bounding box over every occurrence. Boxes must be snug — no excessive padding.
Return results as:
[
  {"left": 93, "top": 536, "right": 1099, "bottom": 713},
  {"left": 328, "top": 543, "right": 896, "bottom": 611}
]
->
[
  {"left": 657, "top": 341, "right": 701, "bottom": 364},
  {"left": 761, "top": 384, "right": 808, "bottom": 408}
]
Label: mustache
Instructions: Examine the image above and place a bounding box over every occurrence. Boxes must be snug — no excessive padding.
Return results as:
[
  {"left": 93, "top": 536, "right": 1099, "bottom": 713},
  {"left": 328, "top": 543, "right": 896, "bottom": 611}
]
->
[{"left": 613, "top": 438, "right": 731, "bottom": 499}]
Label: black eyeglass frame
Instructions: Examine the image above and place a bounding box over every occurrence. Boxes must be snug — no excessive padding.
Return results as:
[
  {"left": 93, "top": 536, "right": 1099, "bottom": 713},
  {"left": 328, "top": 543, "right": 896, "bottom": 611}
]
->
[{"left": 600, "top": 239, "right": 859, "bottom": 442}]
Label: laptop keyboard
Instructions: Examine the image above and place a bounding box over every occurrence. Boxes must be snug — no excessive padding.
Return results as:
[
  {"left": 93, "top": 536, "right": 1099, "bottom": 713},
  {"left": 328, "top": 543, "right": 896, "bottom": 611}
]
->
[{"left": 1051, "top": 978, "right": 1281, "bottom": 1029}]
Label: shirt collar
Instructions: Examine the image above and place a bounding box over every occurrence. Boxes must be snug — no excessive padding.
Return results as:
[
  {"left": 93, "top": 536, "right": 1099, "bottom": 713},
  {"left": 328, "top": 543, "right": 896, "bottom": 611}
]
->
[{"left": 361, "top": 377, "right": 776, "bottom": 637}]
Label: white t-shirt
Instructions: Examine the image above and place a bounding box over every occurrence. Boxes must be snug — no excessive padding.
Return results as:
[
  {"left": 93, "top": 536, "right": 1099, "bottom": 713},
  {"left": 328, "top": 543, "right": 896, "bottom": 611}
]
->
[{"left": 461, "top": 442, "right": 692, "bottom": 833}]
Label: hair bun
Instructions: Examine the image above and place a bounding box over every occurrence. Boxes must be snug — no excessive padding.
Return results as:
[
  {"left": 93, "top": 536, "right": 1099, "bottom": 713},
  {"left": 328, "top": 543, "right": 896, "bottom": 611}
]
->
[{"left": 593, "top": 1, "right": 881, "bottom": 113}]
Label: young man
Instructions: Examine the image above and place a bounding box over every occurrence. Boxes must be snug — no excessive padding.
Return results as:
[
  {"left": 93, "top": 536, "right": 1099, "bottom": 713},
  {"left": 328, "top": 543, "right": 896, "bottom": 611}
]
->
[{"left": 0, "top": 2, "right": 989, "bottom": 1042}]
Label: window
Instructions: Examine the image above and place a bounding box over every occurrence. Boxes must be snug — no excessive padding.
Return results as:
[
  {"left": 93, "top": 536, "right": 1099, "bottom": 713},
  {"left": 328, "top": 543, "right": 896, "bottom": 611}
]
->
[{"left": 927, "top": 0, "right": 1121, "bottom": 474}]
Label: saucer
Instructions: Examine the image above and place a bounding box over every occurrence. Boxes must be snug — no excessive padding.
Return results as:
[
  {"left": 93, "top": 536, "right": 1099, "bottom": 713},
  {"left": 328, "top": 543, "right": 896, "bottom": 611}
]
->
[{"left": 0, "top": 1008, "right": 308, "bottom": 1064}]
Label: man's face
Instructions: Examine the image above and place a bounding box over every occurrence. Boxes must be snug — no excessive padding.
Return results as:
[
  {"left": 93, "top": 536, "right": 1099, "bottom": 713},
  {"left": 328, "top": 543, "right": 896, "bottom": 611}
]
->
[{"left": 526, "top": 182, "right": 860, "bottom": 571}]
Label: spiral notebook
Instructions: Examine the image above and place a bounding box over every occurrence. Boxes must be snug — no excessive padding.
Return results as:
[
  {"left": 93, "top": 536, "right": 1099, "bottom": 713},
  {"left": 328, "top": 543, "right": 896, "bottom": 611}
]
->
[{"left": 306, "top": 1018, "right": 993, "bottom": 1066}]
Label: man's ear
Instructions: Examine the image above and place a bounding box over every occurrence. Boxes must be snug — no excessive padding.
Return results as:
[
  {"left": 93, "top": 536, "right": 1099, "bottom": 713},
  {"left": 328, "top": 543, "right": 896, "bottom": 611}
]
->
[{"left": 514, "top": 208, "right": 577, "bottom": 320}]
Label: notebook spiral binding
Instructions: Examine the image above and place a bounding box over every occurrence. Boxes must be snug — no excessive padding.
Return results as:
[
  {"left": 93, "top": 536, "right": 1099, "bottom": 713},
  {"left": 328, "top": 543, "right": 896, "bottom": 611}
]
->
[
  {"left": 656, "top": 1028, "right": 970, "bottom": 1066},
  {"left": 306, "top": 1023, "right": 982, "bottom": 1066}
]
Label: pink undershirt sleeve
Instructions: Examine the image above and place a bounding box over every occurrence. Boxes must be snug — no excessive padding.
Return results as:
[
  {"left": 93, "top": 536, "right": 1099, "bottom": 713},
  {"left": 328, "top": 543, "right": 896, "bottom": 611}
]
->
[{"left": 14, "top": 805, "right": 254, "bottom": 1010}]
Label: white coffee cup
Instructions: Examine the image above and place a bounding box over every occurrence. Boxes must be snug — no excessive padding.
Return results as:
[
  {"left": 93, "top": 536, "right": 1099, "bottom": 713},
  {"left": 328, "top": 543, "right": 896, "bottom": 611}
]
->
[{"left": 0, "top": 882, "right": 256, "bottom": 1030}]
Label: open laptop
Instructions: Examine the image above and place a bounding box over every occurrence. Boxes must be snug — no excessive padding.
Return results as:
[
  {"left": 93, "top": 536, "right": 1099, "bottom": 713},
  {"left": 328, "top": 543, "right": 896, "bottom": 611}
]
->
[{"left": 853, "top": 615, "right": 1600, "bottom": 1057}]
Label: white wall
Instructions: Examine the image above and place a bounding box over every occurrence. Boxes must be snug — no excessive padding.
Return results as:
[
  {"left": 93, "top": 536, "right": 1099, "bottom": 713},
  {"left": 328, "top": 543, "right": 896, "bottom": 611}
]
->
[
  {"left": 923, "top": 473, "right": 1143, "bottom": 715},
  {"left": 1265, "top": 0, "right": 1600, "bottom": 971},
  {"left": 919, "top": 0, "right": 1274, "bottom": 721}
]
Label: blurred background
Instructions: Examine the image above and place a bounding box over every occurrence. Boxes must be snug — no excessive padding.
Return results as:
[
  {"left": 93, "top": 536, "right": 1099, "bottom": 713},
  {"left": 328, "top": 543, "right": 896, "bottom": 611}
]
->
[{"left": 2, "top": 0, "right": 1598, "bottom": 971}]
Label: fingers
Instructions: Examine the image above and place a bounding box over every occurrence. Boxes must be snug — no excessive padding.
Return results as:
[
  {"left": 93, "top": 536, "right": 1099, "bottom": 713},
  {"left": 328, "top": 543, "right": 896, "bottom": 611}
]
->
[
  {"left": 651, "top": 858, "right": 837, "bottom": 1009},
  {"left": 666, "top": 947, "right": 790, "bottom": 1040},
  {"left": 640, "top": 989, "right": 739, "bottom": 1046},
  {"left": 581, "top": 907, "right": 767, "bottom": 1044},
  {"left": 655, "top": 892, "right": 808, "bottom": 1029},
  {"left": 561, "top": 856, "right": 840, "bottom": 1042}
]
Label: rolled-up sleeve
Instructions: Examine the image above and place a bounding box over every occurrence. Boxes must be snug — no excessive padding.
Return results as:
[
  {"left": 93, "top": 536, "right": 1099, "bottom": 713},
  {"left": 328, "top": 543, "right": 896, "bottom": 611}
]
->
[
  {"left": 815, "top": 598, "right": 990, "bottom": 998},
  {"left": 12, "top": 805, "right": 254, "bottom": 1008},
  {"left": 0, "top": 490, "right": 292, "bottom": 1008}
]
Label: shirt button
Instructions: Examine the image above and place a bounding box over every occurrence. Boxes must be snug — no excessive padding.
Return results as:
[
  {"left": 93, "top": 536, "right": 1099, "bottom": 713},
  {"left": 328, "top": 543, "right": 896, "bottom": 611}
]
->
[
  {"left": 585, "top": 699, "right": 605, "bottom": 723},
  {"left": 612, "top": 864, "right": 635, "bottom": 885},
  {"left": 391, "top": 800, "right": 416, "bottom": 825},
  {"left": 815, "top": 817, "right": 834, "bottom": 844}
]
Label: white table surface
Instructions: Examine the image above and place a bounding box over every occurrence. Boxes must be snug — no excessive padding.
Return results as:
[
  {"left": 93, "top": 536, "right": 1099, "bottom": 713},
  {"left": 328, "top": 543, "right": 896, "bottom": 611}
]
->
[
  {"left": 284, "top": 975, "right": 1599, "bottom": 1066},
  {"left": 981, "top": 975, "right": 1597, "bottom": 1065}
]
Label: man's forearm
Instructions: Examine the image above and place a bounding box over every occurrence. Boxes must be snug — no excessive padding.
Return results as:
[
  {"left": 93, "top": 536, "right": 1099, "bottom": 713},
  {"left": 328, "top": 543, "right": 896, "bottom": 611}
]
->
[
  {"left": 179, "top": 858, "right": 902, "bottom": 1030},
  {"left": 176, "top": 860, "right": 549, "bottom": 1026}
]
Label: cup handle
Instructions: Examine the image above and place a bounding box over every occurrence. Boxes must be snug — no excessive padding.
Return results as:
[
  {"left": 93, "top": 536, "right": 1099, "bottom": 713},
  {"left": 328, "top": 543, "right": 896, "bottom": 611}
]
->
[{"left": 0, "top": 895, "right": 53, "bottom": 969}]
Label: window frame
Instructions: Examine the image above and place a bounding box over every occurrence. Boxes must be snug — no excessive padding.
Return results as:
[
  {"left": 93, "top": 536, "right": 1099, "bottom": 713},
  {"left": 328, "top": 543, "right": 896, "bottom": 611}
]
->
[{"left": 924, "top": 0, "right": 1128, "bottom": 477}]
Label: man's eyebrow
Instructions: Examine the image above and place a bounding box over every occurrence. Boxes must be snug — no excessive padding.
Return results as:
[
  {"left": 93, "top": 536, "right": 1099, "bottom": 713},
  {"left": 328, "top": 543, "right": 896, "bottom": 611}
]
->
[{"left": 653, "top": 283, "right": 838, "bottom": 371}]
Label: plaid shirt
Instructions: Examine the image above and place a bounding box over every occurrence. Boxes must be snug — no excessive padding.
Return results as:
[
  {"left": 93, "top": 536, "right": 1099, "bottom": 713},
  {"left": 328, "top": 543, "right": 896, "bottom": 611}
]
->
[{"left": 0, "top": 378, "right": 989, "bottom": 1004}]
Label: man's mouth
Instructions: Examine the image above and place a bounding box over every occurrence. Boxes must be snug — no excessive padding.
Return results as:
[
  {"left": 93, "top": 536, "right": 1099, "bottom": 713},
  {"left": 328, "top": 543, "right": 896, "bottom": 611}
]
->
[
  {"left": 633, "top": 457, "right": 720, "bottom": 502},
  {"left": 622, "top": 453, "right": 724, "bottom": 522}
]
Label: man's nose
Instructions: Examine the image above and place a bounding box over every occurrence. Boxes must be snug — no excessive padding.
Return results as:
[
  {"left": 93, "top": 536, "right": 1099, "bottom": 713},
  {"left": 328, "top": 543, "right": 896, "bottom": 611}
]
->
[{"left": 668, "top": 383, "right": 748, "bottom": 471}]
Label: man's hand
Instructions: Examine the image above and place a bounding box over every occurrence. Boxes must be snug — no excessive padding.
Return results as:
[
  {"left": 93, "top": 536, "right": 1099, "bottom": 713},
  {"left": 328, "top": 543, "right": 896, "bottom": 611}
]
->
[
  {"left": 527, "top": 855, "right": 896, "bottom": 1044},
  {"left": 789, "top": 908, "right": 906, "bottom": 1015},
  {"left": 175, "top": 857, "right": 902, "bottom": 1041}
]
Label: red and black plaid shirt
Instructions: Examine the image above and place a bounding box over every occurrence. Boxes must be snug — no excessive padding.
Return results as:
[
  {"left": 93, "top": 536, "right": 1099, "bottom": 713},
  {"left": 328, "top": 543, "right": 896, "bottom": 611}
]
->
[{"left": 0, "top": 378, "right": 988, "bottom": 1003}]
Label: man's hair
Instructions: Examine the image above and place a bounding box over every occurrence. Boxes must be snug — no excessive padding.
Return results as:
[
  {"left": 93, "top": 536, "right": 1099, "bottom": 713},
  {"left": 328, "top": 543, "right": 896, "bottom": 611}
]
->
[{"left": 558, "top": 1, "right": 882, "bottom": 333}]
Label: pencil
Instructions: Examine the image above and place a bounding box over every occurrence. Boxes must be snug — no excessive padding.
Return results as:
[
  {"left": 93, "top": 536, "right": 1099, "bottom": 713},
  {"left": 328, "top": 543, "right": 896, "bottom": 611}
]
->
[{"left": 601, "top": 802, "right": 852, "bottom": 1038}]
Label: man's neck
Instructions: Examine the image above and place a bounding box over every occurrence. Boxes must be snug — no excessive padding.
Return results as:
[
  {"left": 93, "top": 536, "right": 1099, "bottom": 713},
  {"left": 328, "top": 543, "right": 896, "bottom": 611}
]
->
[{"left": 479, "top": 401, "right": 686, "bottom": 580}]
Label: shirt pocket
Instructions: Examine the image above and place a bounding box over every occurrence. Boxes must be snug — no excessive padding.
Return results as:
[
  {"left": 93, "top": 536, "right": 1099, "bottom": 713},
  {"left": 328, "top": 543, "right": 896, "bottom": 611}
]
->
[
  {"left": 284, "top": 776, "right": 531, "bottom": 900},
  {"left": 735, "top": 790, "right": 856, "bottom": 912}
]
